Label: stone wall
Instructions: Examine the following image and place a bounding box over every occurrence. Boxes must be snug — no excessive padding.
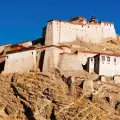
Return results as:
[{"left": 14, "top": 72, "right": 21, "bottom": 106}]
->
[
  {"left": 58, "top": 53, "right": 83, "bottom": 71},
  {"left": 42, "top": 47, "right": 63, "bottom": 72}
]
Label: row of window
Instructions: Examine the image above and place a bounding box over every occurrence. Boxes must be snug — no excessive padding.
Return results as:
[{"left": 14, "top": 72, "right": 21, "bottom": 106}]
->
[
  {"left": 47, "top": 28, "right": 112, "bottom": 32},
  {"left": 54, "top": 27, "right": 110, "bottom": 32},
  {"left": 101, "top": 56, "right": 116, "bottom": 63},
  {"left": 104, "top": 24, "right": 112, "bottom": 26},
  {"left": 48, "top": 23, "right": 113, "bottom": 29},
  {"left": 48, "top": 22, "right": 112, "bottom": 27}
]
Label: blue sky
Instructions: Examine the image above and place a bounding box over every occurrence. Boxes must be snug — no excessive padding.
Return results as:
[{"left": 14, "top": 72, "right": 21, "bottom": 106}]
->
[{"left": 0, "top": 0, "right": 119, "bottom": 45}]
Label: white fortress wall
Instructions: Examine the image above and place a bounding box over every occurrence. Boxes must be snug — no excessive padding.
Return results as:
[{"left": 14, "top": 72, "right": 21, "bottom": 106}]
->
[
  {"left": 45, "top": 21, "right": 54, "bottom": 45},
  {"left": 42, "top": 47, "right": 55, "bottom": 72},
  {"left": 52, "top": 21, "right": 60, "bottom": 45},
  {"left": 42, "top": 46, "right": 63, "bottom": 72},
  {"left": 102, "top": 23, "right": 116, "bottom": 39},
  {"left": 45, "top": 20, "right": 61, "bottom": 45},
  {"left": 4, "top": 50, "right": 37, "bottom": 73},
  {"left": 85, "top": 24, "right": 103, "bottom": 43},
  {"left": 45, "top": 17, "right": 117, "bottom": 45},
  {"left": 60, "top": 22, "right": 77, "bottom": 43}
]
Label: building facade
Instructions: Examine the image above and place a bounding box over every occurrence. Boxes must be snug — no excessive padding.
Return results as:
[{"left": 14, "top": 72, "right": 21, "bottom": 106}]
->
[
  {"left": 94, "top": 54, "right": 120, "bottom": 76},
  {"left": 44, "top": 16, "right": 116, "bottom": 45},
  {"left": 3, "top": 50, "right": 37, "bottom": 73},
  {"left": 42, "top": 48, "right": 97, "bottom": 73}
]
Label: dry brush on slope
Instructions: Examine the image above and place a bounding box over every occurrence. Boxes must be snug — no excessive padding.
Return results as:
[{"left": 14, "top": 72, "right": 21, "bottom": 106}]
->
[{"left": 0, "top": 72, "right": 120, "bottom": 120}]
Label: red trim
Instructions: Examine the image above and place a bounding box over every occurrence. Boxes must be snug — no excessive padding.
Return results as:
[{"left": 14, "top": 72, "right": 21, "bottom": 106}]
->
[
  {"left": 5, "top": 45, "right": 71, "bottom": 55},
  {"left": 101, "top": 21, "right": 113, "bottom": 24},
  {"left": 0, "top": 55, "right": 7, "bottom": 58},
  {"left": 59, "top": 52, "right": 76, "bottom": 55},
  {"left": 59, "top": 46, "right": 71, "bottom": 49}
]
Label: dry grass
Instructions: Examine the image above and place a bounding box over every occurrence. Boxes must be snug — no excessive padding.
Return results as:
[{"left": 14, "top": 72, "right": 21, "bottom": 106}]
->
[{"left": 59, "top": 39, "right": 120, "bottom": 55}]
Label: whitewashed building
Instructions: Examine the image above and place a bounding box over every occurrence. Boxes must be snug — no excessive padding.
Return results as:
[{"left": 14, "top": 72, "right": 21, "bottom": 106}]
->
[
  {"left": 3, "top": 50, "right": 37, "bottom": 73},
  {"left": 44, "top": 16, "right": 116, "bottom": 45},
  {"left": 88, "top": 53, "right": 120, "bottom": 76}
]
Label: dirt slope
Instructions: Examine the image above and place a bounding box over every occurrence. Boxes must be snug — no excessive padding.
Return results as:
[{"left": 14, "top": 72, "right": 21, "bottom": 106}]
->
[
  {"left": 0, "top": 72, "right": 120, "bottom": 120},
  {"left": 60, "top": 39, "right": 120, "bottom": 54}
]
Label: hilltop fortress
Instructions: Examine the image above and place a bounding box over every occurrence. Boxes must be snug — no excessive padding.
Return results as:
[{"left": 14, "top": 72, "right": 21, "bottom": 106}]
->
[
  {"left": 0, "top": 16, "right": 120, "bottom": 77},
  {"left": 44, "top": 16, "right": 117, "bottom": 45}
]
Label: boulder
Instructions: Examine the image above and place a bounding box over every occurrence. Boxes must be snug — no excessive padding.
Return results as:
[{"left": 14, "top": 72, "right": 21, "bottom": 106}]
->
[
  {"left": 83, "top": 79, "right": 94, "bottom": 93},
  {"left": 113, "top": 75, "right": 120, "bottom": 84},
  {"left": 100, "top": 75, "right": 106, "bottom": 82}
]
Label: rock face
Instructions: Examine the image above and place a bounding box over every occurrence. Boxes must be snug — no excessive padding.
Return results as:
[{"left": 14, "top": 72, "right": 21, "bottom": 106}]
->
[{"left": 0, "top": 72, "right": 120, "bottom": 120}]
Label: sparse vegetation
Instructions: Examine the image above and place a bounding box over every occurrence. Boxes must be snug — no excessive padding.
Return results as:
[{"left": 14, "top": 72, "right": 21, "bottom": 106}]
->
[{"left": 0, "top": 72, "right": 120, "bottom": 120}]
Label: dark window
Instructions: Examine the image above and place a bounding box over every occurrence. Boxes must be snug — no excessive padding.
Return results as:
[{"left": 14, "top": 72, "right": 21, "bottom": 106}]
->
[
  {"left": 101, "top": 56, "right": 105, "bottom": 61},
  {"left": 114, "top": 57, "right": 116, "bottom": 63},
  {"left": 107, "top": 56, "right": 110, "bottom": 62},
  {"left": 91, "top": 58, "right": 93, "bottom": 62}
]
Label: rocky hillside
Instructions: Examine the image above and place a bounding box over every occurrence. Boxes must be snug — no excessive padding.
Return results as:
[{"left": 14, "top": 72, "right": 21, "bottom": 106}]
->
[
  {"left": 60, "top": 39, "right": 120, "bottom": 54},
  {"left": 0, "top": 71, "right": 120, "bottom": 120}
]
